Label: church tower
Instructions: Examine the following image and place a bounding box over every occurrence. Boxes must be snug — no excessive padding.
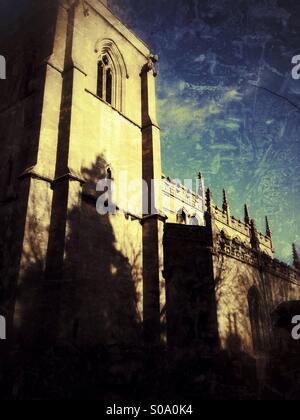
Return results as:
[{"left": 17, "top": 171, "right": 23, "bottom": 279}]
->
[{"left": 0, "top": 0, "right": 165, "bottom": 350}]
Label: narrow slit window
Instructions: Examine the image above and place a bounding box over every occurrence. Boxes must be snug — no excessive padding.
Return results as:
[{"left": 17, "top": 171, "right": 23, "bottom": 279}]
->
[
  {"left": 106, "top": 69, "right": 112, "bottom": 104},
  {"left": 107, "top": 168, "right": 112, "bottom": 180},
  {"left": 97, "top": 61, "right": 104, "bottom": 98},
  {"left": 97, "top": 55, "right": 114, "bottom": 106},
  {"left": 177, "top": 209, "right": 187, "bottom": 225}
]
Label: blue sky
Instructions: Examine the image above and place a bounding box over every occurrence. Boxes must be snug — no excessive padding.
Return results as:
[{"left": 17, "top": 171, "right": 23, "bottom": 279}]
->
[
  {"left": 111, "top": 0, "right": 300, "bottom": 263},
  {"left": 1, "top": 0, "right": 299, "bottom": 262}
]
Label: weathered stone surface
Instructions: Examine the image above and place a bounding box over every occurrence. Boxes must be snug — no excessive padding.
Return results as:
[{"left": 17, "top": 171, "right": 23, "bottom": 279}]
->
[{"left": 0, "top": 0, "right": 300, "bottom": 400}]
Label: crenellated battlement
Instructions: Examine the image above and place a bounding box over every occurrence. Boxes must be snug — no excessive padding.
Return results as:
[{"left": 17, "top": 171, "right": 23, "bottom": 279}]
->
[
  {"left": 162, "top": 175, "right": 204, "bottom": 210},
  {"left": 270, "top": 258, "right": 299, "bottom": 282},
  {"left": 162, "top": 177, "right": 296, "bottom": 278},
  {"left": 206, "top": 188, "right": 274, "bottom": 257},
  {"left": 215, "top": 228, "right": 300, "bottom": 283},
  {"left": 162, "top": 174, "right": 205, "bottom": 225},
  {"left": 214, "top": 206, "right": 251, "bottom": 236},
  {"left": 162, "top": 177, "right": 275, "bottom": 257}
]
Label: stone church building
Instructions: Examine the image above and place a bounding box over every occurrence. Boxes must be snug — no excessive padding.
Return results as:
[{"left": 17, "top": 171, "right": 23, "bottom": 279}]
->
[{"left": 0, "top": 0, "right": 300, "bottom": 399}]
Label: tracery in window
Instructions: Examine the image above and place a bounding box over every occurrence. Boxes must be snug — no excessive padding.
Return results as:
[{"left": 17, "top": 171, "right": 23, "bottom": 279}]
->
[
  {"left": 94, "top": 39, "right": 129, "bottom": 112},
  {"left": 97, "top": 54, "right": 114, "bottom": 105}
]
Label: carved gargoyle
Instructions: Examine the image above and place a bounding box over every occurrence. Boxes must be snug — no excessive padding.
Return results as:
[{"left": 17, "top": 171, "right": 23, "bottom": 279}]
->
[
  {"left": 142, "top": 54, "right": 159, "bottom": 77},
  {"left": 59, "top": 0, "right": 80, "bottom": 11}
]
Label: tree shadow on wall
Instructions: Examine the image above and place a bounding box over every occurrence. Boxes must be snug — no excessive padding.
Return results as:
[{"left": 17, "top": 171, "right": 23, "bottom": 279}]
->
[
  {"left": 212, "top": 254, "right": 269, "bottom": 400},
  {"left": 163, "top": 225, "right": 260, "bottom": 400},
  {"left": 214, "top": 328, "right": 257, "bottom": 400},
  {"left": 213, "top": 252, "right": 300, "bottom": 400},
  {"left": 4, "top": 155, "right": 147, "bottom": 400}
]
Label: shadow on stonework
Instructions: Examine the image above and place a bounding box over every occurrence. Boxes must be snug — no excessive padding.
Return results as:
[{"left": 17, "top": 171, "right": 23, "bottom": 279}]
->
[
  {"left": 163, "top": 223, "right": 268, "bottom": 400},
  {"left": 0, "top": 155, "right": 152, "bottom": 400},
  {"left": 262, "top": 301, "right": 300, "bottom": 400},
  {"left": 213, "top": 333, "right": 257, "bottom": 400}
]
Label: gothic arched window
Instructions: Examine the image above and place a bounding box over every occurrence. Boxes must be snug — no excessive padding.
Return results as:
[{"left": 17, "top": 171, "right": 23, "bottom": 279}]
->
[
  {"left": 95, "top": 39, "right": 129, "bottom": 112},
  {"left": 97, "top": 54, "right": 114, "bottom": 105},
  {"left": 190, "top": 216, "right": 200, "bottom": 226},
  {"left": 106, "top": 167, "right": 112, "bottom": 180},
  {"left": 177, "top": 209, "right": 187, "bottom": 225}
]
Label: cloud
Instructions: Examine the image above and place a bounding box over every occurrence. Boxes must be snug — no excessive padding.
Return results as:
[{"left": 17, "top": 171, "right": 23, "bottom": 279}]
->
[
  {"left": 158, "top": 77, "right": 300, "bottom": 263},
  {"left": 110, "top": 0, "right": 300, "bottom": 263},
  {"left": 158, "top": 80, "right": 242, "bottom": 131}
]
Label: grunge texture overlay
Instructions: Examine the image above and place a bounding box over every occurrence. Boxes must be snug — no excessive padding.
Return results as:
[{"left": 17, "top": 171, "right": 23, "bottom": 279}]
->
[{"left": 110, "top": 0, "right": 300, "bottom": 262}]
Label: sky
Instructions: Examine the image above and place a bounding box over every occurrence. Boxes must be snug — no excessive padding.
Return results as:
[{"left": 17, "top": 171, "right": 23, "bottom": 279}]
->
[
  {"left": 0, "top": 0, "right": 299, "bottom": 263},
  {"left": 110, "top": 0, "right": 300, "bottom": 263}
]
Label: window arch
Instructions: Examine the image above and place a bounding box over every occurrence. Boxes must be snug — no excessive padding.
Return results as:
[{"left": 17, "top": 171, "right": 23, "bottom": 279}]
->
[
  {"left": 97, "top": 55, "right": 114, "bottom": 105},
  {"left": 106, "top": 167, "right": 112, "bottom": 180},
  {"left": 189, "top": 215, "right": 200, "bottom": 226},
  {"left": 94, "top": 39, "right": 129, "bottom": 111},
  {"left": 177, "top": 209, "right": 187, "bottom": 225}
]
